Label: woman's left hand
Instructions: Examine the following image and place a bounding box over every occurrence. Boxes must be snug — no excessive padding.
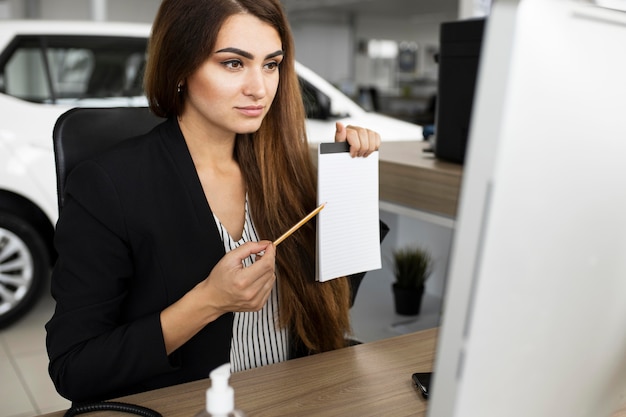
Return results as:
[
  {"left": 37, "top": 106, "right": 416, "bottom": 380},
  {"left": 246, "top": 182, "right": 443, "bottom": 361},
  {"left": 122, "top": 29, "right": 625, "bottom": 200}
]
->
[{"left": 334, "top": 121, "right": 381, "bottom": 158}]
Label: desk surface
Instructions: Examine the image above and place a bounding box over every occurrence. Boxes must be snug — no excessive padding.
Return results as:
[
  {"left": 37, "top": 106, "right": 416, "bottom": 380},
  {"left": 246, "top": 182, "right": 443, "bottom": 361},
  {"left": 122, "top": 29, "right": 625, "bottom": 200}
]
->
[
  {"left": 41, "top": 325, "right": 626, "bottom": 417},
  {"left": 310, "top": 141, "right": 463, "bottom": 218},
  {"left": 42, "top": 328, "right": 438, "bottom": 417}
]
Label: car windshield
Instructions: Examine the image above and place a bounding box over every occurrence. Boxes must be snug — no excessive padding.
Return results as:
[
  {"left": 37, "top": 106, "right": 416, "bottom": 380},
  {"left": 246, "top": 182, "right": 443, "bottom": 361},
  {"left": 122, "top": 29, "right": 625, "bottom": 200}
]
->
[{"left": 0, "top": 35, "right": 147, "bottom": 104}]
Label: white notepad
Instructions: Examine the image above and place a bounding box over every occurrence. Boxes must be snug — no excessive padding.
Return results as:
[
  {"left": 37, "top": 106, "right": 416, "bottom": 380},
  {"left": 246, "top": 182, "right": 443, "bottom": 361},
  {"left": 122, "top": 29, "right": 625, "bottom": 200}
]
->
[{"left": 316, "top": 142, "right": 382, "bottom": 282}]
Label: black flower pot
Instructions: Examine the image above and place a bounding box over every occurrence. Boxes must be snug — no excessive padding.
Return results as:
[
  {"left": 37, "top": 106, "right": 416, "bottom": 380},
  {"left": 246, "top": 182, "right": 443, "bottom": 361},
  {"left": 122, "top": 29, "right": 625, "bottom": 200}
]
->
[{"left": 392, "top": 284, "right": 424, "bottom": 316}]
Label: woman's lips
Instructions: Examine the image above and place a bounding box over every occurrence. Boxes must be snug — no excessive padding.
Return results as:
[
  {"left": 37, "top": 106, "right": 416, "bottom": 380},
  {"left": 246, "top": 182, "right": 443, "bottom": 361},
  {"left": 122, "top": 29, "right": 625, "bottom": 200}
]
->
[{"left": 236, "top": 106, "right": 264, "bottom": 117}]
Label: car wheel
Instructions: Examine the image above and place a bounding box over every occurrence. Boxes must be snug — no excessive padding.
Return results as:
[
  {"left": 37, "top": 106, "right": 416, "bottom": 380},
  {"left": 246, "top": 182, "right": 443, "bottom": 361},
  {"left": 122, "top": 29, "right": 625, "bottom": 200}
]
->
[{"left": 0, "top": 212, "right": 49, "bottom": 328}]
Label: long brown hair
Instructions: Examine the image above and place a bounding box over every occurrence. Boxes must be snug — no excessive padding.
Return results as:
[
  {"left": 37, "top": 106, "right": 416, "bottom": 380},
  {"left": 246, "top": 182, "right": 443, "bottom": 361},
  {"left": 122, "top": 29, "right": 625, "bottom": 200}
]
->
[{"left": 144, "top": 0, "right": 351, "bottom": 354}]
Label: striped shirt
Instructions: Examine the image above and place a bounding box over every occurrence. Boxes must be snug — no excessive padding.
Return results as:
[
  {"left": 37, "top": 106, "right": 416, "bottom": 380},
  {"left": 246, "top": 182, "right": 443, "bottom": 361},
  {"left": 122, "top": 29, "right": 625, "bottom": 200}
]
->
[{"left": 212, "top": 196, "right": 289, "bottom": 373}]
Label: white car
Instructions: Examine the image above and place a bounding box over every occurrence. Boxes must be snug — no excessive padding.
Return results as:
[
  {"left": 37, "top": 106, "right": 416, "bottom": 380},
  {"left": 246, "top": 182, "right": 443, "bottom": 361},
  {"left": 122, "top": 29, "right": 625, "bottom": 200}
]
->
[{"left": 0, "top": 20, "right": 423, "bottom": 327}]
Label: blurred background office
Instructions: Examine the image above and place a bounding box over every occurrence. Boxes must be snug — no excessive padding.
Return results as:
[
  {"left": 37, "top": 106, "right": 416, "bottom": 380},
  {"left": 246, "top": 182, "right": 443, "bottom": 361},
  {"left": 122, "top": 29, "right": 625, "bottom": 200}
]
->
[{"left": 0, "top": 0, "right": 489, "bottom": 120}]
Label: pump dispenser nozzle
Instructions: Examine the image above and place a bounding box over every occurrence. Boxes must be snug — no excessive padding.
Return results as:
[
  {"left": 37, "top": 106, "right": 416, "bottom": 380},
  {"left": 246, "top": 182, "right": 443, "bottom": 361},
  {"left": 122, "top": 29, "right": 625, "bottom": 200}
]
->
[{"left": 206, "top": 363, "right": 234, "bottom": 415}]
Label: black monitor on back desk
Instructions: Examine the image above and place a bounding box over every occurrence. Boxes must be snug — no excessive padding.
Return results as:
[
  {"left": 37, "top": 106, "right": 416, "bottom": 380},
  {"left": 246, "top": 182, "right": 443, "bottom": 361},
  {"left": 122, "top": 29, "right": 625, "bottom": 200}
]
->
[{"left": 434, "top": 17, "right": 485, "bottom": 164}]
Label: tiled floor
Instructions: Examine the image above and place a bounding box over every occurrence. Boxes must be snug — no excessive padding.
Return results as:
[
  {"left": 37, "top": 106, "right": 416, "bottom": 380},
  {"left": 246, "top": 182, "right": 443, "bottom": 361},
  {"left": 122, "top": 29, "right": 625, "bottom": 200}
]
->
[
  {"left": 0, "top": 276, "right": 70, "bottom": 417},
  {"left": 0, "top": 267, "right": 441, "bottom": 417}
]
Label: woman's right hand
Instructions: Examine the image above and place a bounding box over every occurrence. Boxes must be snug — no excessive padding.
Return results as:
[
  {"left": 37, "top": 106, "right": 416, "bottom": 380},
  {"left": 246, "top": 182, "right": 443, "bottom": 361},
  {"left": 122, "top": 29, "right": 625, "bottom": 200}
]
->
[
  {"left": 202, "top": 240, "right": 277, "bottom": 314},
  {"left": 160, "top": 240, "right": 276, "bottom": 355}
]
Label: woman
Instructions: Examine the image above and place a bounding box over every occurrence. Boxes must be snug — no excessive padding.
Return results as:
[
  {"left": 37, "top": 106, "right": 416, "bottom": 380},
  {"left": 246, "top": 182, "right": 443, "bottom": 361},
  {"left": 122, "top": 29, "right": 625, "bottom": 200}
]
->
[{"left": 46, "top": 0, "right": 381, "bottom": 403}]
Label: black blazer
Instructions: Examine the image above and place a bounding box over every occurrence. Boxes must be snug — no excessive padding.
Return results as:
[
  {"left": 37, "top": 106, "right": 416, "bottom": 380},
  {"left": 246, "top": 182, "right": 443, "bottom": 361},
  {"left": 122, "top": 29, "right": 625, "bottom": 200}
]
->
[
  {"left": 46, "top": 118, "right": 387, "bottom": 403},
  {"left": 47, "top": 118, "right": 234, "bottom": 402}
]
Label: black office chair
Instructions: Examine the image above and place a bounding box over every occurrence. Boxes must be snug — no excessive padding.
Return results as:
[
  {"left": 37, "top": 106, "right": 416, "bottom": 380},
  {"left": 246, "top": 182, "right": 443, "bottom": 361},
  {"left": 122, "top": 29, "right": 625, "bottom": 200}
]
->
[
  {"left": 53, "top": 107, "right": 165, "bottom": 212},
  {"left": 52, "top": 107, "right": 165, "bottom": 416}
]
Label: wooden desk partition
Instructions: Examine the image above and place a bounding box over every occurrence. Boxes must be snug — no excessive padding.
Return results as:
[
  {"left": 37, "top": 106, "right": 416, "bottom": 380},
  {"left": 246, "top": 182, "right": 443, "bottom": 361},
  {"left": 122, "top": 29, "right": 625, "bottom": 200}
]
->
[{"left": 309, "top": 140, "right": 463, "bottom": 218}]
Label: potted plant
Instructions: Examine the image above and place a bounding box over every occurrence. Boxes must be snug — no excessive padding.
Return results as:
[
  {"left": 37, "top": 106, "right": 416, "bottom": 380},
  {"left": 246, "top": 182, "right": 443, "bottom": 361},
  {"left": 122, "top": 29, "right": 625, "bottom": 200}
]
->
[{"left": 391, "top": 246, "right": 433, "bottom": 316}]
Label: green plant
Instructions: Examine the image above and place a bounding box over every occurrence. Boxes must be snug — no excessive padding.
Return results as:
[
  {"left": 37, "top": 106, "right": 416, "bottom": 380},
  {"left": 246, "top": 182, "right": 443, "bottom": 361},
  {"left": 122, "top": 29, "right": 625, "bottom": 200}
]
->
[{"left": 391, "top": 246, "right": 433, "bottom": 289}]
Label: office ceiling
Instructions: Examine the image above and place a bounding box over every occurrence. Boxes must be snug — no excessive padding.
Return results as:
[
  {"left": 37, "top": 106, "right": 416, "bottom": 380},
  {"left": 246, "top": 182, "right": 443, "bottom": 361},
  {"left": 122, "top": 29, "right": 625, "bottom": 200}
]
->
[{"left": 281, "top": 0, "right": 459, "bottom": 20}]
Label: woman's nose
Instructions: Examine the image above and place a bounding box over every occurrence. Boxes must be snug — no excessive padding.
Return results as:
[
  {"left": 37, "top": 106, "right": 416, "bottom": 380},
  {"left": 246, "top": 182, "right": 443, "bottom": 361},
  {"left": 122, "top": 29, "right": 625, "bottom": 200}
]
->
[{"left": 243, "top": 69, "right": 266, "bottom": 99}]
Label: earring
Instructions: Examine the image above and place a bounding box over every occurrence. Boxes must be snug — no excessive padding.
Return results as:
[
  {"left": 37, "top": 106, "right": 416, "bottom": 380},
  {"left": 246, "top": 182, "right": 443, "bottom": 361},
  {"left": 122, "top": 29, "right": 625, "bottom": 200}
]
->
[{"left": 177, "top": 84, "right": 183, "bottom": 93}]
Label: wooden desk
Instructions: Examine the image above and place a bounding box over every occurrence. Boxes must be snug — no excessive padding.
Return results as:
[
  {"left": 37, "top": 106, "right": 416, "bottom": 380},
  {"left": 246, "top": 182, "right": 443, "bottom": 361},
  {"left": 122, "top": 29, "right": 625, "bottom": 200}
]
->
[
  {"left": 310, "top": 141, "right": 463, "bottom": 218},
  {"left": 43, "top": 328, "right": 438, "bottom": 417},
  {"left": 40, "top": 326, "right": 626, "bottom": 417}
]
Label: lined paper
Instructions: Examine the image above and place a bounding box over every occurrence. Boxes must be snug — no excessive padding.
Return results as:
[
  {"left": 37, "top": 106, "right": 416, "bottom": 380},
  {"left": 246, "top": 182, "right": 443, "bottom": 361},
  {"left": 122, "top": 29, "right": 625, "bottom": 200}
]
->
[{"left": 316, "top": 142, "right": 381, "bottom": 282}]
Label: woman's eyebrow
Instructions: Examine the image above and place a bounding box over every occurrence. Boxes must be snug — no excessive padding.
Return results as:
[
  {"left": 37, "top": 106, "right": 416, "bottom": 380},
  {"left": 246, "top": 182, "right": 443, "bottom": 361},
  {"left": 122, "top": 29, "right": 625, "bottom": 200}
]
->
[
  {"left": 215, "top": 47, "right": 284, "bottom": 60},
  {"left": 266, "top": 50, "right": 284, "bottom": 59}
]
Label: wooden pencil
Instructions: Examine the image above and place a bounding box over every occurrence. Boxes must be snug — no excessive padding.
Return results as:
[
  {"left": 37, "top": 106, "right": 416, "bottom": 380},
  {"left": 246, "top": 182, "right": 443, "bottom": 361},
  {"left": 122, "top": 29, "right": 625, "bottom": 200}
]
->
[{"left": 273, "top": 203, "right": 326, "bottom": 246}]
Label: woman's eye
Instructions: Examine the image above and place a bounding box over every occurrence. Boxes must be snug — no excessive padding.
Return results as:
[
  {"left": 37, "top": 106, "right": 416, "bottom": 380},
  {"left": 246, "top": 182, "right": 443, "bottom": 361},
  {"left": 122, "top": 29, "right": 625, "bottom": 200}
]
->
[
  {"left": 223, "top": 60, "right": 243, "bottom": 70},
  {"left": 265, "top": 61, "right": 280, "bottom": 71}
]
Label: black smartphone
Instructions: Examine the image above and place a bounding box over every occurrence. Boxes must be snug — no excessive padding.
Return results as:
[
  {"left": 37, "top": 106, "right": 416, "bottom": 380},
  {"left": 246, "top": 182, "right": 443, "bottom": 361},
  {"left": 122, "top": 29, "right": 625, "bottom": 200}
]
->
[{"left": 412, "top": 372, "right": 432, "bottom": 399}]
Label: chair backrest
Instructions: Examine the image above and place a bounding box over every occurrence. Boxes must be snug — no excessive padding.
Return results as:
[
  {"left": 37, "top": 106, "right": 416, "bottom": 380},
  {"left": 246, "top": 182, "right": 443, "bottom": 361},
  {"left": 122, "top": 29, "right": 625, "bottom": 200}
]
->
[{"left": 52, "top": 107, "right": 165, "bottom": 212}]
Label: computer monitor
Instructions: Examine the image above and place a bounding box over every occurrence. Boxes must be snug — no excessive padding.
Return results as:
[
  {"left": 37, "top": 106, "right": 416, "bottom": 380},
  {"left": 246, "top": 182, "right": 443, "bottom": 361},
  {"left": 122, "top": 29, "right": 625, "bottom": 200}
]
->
[
  {"left": 427, "top": 1, "right": 626, "bottom": 416},
  {"left": 433, "top": 17, "right": 485, "bottom": 164}
]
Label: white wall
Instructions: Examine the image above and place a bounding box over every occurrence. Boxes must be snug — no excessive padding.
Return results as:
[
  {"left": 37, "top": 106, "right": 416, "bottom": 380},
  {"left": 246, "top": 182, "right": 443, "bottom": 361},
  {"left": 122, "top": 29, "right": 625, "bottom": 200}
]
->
[
  {"left": 0, "top": 0, "right": 158, "bottom": 22},
  {"left": 106, "top": 0, "right": 158, "bottom": 23},
  {"left": 291, "top": 19, "right": 354, "bottom": 88},
  {"left": 40, "top": 0, "right": 89, "bottom": 19}
]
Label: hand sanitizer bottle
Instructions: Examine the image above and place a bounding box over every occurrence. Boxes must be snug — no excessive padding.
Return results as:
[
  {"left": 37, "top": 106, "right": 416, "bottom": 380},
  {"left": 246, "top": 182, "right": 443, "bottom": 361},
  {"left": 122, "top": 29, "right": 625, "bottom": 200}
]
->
[{"left": 195, "top": 363, "right": 246, "bottom": 417}]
